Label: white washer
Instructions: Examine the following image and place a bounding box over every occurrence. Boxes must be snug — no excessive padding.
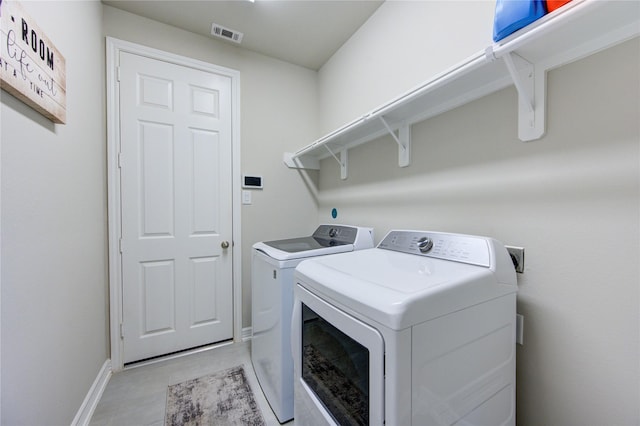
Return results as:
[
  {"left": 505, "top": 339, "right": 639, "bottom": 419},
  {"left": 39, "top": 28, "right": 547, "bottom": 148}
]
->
[
  {"left": 251, "top": 224, "right": 374, "bottom": 423},
  {"left": 292, "top": 230, "right": 518, "bottom": 426}
]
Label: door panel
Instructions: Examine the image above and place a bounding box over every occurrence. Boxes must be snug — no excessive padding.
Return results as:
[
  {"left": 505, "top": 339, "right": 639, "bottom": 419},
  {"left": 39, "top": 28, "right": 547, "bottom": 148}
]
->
[
  {"left": 139, "top": 121, "right": 174, "bottom": 236},
  {"left": 190, "top": 257, "right": 219, "bottom": 326},
  {"left": 141, "top": 260, "right": 175, "bottom": 335},
  {"left": 191, "top": 129, "right": 220, "bottom": 234},
  {"left": 119, "top": 51, "right": 233, "bottom": 363}
]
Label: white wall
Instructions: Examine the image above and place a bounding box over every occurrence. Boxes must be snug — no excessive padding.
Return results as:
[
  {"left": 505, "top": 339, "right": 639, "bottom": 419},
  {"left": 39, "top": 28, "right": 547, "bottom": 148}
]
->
[
  {"left": 1, "top": 1, "right": 108, "bottom": 424},
  {"left": 317, "top": 0, "right": 495, "bottom": 134},
  {"left": 103, "top": 6, "right": 319, "bottom": 329},
  {"left": 315, "top": 4, "right": 640, "bottom": 424}
]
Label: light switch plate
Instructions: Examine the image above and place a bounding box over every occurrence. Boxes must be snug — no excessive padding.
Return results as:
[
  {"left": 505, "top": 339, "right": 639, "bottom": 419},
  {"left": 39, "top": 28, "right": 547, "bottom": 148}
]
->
[{"left": 242, "top": 190, "right": 252, "bottom": 205}]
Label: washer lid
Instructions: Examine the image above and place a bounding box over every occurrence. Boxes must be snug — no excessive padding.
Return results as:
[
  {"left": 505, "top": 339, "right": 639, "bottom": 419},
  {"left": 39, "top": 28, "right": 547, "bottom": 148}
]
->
[
  {"left": 263, "top": 235, "right": 347, "bottom": 253},
  {"left": 253, "top": 224, "right": 374, "bottom": 261},
  {"left": 294, "top": 231, "right": 517, "bottom": 330},
  {"left": 254, "top": 239, "right": 355, "bottom": 261}
]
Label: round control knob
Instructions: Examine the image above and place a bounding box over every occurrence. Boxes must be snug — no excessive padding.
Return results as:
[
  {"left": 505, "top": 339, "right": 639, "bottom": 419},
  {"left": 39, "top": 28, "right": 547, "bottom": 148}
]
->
[
  {"left": 329, "top": 228, "right": 338, "bottom": 238},
  {"left": 417, "top": 237, "right": 433, "bottom": 253}
]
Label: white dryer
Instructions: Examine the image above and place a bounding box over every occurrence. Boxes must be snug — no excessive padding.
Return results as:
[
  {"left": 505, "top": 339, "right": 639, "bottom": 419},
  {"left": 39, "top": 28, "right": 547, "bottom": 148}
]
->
[
  {"left": 251, "top": 224, "right": 374, "bottom": 423},
  {"left": 292, "top": 230, "right": 518, "bottom": 426}
]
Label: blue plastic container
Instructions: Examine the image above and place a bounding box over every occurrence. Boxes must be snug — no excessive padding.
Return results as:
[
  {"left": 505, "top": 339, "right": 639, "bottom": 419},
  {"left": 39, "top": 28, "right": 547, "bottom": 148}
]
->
[{"left": 493, "top": 0, "right": 547, "bottom": 42}]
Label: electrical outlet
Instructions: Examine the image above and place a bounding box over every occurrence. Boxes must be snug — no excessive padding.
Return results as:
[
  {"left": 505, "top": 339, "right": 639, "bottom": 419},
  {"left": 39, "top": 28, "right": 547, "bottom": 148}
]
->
[{"left": 506, "top": 246, "right": 525, "bottom": 273}]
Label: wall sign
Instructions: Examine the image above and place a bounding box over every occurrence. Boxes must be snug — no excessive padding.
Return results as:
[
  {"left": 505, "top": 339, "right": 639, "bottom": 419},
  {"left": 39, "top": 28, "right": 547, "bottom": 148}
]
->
[{"left": 0, "top": 0, "right": 66, "bottom": 123}]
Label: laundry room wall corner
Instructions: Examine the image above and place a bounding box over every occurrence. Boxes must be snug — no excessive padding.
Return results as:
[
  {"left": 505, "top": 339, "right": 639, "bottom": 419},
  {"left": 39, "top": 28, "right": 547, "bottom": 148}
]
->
[{"left": 317, "top": 0, "right": 494, "bottom": 133}]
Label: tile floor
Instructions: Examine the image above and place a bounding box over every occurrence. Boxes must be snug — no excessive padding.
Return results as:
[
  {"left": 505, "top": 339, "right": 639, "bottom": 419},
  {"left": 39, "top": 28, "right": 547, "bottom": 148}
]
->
[{"left": 90, "top": 341, "right": 291, "bottom": 426}]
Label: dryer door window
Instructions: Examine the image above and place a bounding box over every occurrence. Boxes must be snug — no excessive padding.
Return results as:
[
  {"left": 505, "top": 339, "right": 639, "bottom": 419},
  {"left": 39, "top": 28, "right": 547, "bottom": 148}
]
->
[
  {"left": 302, "top": 304, "right": 369, "bottom": 425},
  {"left": 300, "top": 297, "right": 384, "bottom": 426}
]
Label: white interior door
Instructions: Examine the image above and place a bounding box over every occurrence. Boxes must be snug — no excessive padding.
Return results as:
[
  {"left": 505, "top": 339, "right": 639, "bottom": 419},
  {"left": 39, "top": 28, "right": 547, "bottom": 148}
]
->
[{"left": 119, "top": 51, "right": 233, "bottom": 363}]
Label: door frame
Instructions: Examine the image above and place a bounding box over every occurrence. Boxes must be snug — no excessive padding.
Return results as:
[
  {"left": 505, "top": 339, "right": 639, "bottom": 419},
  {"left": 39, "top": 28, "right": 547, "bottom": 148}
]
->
[{"left": 106, "top": 37, "right": 242, "bottom": 371}]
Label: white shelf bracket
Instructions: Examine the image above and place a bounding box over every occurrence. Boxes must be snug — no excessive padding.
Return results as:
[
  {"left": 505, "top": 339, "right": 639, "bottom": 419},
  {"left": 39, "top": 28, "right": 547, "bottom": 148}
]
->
[
  {"left": 379, "top": 117, "right": 411, "bottom": 167},
  {"left": 324, "top": 145, "right": 348, "bottom": 180},
  {"left": 283, "top": 152, "right": 320, "bottom": 170},
  {"left": 502, "top": 52, "right": 546, "bottom": 141}
]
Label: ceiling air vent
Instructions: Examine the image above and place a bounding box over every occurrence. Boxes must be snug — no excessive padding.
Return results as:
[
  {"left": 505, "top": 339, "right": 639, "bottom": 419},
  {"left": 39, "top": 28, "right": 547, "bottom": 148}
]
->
[{"left": 211, "top": 23, "right": 244, "bottom": 44}]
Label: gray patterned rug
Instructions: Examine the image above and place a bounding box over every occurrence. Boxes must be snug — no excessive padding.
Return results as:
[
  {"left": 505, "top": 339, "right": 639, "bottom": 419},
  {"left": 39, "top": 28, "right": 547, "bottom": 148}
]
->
[{"left": 165, "top": 365, "right": 266, "bottom": 426}]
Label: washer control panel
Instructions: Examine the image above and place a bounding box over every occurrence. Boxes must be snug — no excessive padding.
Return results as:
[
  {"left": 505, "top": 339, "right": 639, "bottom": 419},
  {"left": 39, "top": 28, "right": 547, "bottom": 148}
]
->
[
  {"left": 378, "top": 230, "right": 491, "bottom": 267},
  {"left": 313, "top": 225, "right": 358, "bottom": 245}
]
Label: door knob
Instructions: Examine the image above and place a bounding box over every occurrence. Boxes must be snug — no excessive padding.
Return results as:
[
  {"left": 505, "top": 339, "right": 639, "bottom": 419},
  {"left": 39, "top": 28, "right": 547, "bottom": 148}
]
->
[{"left": 221, "top": 241, "right": 230, "bottom": 249}]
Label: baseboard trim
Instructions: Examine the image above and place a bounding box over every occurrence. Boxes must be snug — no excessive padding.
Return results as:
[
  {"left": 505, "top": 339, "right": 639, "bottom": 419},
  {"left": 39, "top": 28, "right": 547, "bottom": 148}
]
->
[
  {"left": 71, "top": 359, "right": 112, "bottom": 426},
  {"left": 242, "top": 326, "right": 252, "bottom": 341}
]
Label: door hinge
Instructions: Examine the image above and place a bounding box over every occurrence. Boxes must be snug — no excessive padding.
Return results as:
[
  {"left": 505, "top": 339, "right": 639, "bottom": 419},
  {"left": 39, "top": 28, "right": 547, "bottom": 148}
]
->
[
  {"left": 119, "top": 238, "right": 123, "bottom": 253},
  {"left": 116, "top": 66, "right": 121, "bottom": 82},
  {"left": 120, "top": 323, "right": 124, "bottom": 339},
  {"left": 117, "top": 152, "right": 123, "bottom": 168}
]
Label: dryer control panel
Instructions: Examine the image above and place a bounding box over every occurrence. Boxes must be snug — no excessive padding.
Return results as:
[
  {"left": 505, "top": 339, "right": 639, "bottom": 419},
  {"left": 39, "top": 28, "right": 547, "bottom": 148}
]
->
[{"left": 378, "top": 230, "right": 491, "bottom": 267}]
